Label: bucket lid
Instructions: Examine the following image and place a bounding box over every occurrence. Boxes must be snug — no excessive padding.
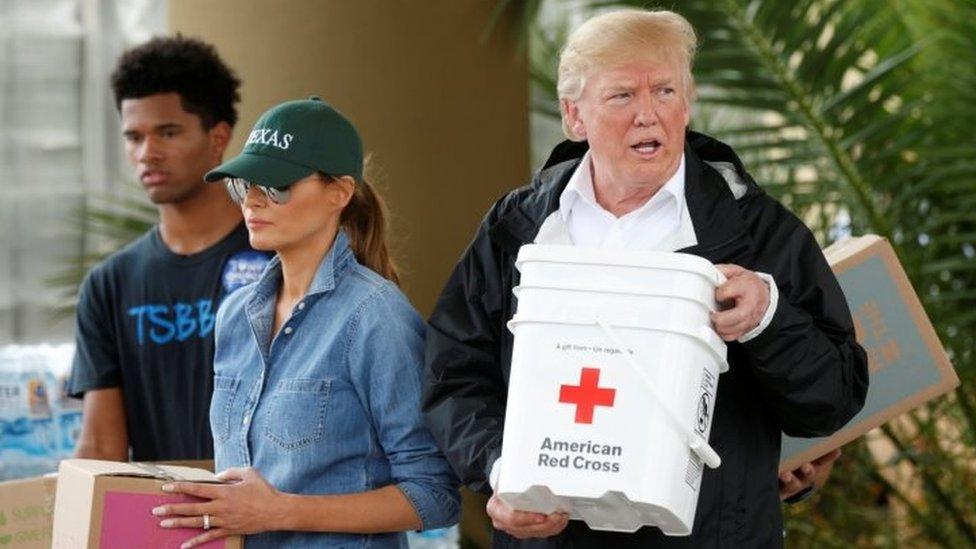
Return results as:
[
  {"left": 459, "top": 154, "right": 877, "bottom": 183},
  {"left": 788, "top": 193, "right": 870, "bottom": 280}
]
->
[{"left": 515, "top": 244, "right": 723, "bottom": 286}]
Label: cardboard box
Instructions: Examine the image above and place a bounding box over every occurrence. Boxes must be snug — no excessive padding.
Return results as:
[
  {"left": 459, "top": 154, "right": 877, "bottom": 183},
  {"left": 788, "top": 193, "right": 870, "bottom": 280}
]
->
[
  {"left": 779, "top": 235, "right": 959, "bottom": 472},
  {"left": 0, "top": 461, "right": 214, "bottom": 548},
  {"left": 52, "top": 459, "right": 242, "bottom": 549},
  {"left": 0, "top": 475, "right": 57, "bottom": 548}
]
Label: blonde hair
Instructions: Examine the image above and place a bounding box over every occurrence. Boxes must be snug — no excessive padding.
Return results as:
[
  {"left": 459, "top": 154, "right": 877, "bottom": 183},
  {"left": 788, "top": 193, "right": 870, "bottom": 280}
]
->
[{"left": 557, "top": 9, "right": 698, "bottom": 140}]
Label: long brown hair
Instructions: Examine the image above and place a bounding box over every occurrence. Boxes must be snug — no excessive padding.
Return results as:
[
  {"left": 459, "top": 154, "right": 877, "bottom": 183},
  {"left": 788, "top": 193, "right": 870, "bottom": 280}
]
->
[{"left": 325, "top": 168, "right": 400, "bottom": 285}]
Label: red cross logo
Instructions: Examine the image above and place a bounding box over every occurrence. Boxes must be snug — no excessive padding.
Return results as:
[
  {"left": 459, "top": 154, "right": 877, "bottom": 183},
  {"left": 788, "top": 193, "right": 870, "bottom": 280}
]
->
[{"left": 559, "top": 367, "right": 616, "bottom": 424}]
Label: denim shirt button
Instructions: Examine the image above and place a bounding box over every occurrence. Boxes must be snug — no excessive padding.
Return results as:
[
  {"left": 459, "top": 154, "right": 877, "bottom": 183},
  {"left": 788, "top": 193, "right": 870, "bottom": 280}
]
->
[
  {"left": 297, "top": 302, "right": 305, "bottom": 310},
  {"left": 242, "top": 413, "right": 250, "bottom": 426},
  {"left": 284, "top": 326, "right": 293, "bottom": 335}
]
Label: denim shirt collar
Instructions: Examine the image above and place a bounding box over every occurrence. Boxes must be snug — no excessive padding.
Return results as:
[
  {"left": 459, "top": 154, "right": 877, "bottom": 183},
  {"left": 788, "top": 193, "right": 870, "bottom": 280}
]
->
[
  {"left": 308, "top": 230, "right": 355, "bottom": 295},
  {"left": 244, "top": 230, "right": 356, "bottom": 359}
]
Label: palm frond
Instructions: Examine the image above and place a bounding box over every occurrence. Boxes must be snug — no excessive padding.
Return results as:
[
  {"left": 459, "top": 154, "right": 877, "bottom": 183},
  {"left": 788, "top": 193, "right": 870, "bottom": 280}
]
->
[{"left": 45, "top": 183, "right": 157, "bottom": 312}]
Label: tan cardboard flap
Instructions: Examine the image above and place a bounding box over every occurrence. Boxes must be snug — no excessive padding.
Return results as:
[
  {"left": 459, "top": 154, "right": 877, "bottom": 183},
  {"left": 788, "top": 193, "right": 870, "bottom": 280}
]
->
[
  {"left": 152, "top": 459, "right": 216, "bottom": 472},
  {"left": 61, "top": 459, "right": 219, "bottom": 483},
  {"left": 823, "top": 234, "right": 885, "bottom": 267}
]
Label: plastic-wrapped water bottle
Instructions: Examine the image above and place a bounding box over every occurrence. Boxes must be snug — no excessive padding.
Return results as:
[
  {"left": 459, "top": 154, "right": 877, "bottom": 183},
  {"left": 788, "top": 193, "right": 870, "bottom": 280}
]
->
[
  {"left": 0, "top": 344, "right": 78, "bottom": 480},
  {"left": 407, "top": 525, "right": 460, "bottom": 549},
  {"left": 41, "top": 345, "right": 83, "bottom": 458},
  {"left": 0, "top": 346, "right": 56, "bottom": 479}
]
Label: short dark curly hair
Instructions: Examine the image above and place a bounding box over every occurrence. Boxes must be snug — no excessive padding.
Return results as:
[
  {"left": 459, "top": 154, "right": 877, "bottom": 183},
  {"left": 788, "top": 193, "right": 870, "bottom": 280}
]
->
[{"left": 111, "top": 34, "right": 241, "bottom": 128}]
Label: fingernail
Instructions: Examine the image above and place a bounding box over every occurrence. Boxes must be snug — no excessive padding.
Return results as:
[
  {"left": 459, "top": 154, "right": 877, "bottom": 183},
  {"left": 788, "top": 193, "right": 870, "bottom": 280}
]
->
[
  {"left": 161, "top": 484, "right": 174, "bottom": 492},
  {"left": 803, "top": 465, "right": 814, "bottom": 475},
  {"left": 160, "top": 520, "right": 173, "bottom": 528},
  {"left": 151, "top": 507, "right": 165, "bottom": 516},
  {"left": 780, "top": 473, "right": 792, "bottom": 483}
]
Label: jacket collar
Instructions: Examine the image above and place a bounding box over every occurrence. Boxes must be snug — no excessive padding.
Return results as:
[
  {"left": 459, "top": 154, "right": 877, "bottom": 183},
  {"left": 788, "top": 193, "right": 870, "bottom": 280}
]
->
[
  {"left": 677, "top": 139, "right": 753, "bottom": 263},
  {"left": 490, "top": 130, "right": 756, "bottom": 264}
]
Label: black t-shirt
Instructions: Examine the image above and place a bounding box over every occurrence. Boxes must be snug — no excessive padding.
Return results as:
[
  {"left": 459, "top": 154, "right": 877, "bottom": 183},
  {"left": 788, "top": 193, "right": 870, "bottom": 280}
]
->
[{"left": 68, "top": 223, "right": 270, "bottom": 461}]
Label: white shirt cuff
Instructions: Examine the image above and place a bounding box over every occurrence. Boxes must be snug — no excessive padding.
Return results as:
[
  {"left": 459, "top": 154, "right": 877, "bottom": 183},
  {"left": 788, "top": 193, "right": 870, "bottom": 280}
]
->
[
  {"left": 738, "top": 272, "right": 778, "bottom": 343},
  {"left": 489, "top": 457, "right": 501, "bottom": 492}
]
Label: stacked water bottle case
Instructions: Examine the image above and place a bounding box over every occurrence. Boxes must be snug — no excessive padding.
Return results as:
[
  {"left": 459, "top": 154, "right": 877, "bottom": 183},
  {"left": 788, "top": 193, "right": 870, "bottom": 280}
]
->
[{"left": 0, "top": 344, "right": 81, "bottom": 481}]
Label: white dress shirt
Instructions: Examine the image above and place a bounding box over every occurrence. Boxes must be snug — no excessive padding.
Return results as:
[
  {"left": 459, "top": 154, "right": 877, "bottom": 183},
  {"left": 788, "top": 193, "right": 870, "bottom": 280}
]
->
[{"left": 560, "top": 152, "right": 695, "bottom": 251}]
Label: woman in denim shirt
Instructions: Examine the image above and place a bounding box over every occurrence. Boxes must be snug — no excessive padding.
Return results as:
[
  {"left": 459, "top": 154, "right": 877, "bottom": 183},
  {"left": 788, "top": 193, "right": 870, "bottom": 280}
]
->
[{"left": 152, "top": 97, "right": 460, "bottom": 548}]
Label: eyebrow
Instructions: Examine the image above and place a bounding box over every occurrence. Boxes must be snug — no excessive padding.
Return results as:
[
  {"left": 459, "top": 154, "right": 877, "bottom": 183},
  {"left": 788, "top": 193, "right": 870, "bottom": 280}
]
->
[
  {"left": 601, "top": 84, "right": 635, "bottom": 95},
  {"left": 601, "top": 78, "right": 676, "bottom": 93},
  {"left": 122, "top": 122, "right": 183, "bottom": 135}
]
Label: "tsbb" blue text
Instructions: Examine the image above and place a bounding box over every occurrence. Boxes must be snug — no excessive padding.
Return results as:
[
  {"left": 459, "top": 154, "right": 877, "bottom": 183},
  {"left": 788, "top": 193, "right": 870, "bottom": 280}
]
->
[{"left": 127, "top": 300, "right": 216, "bottom": 345}]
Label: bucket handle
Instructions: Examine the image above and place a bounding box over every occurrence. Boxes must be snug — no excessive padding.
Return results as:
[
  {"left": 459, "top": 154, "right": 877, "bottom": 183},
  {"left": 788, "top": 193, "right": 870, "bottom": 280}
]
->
[{"left": 595, "top": 318, "right": 722, "bottom": 469}]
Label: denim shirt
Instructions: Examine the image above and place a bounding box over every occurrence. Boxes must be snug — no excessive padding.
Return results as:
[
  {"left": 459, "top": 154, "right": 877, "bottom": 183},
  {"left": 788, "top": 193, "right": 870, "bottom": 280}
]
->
[{"left": 212, "top": 231, "right": 460, "bottom": 548}]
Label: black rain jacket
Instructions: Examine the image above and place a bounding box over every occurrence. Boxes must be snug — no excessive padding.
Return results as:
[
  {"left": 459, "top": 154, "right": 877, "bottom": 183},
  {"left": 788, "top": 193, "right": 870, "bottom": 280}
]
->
[{"left": 423, "top": 131, "right": 869, "bottom": 548}]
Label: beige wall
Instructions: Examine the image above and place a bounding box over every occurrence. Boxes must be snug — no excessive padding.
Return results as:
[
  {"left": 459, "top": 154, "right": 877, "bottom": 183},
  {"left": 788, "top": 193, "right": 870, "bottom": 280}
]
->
[{"left": 169, "top": 0, "right": 529, "bottom": 316}]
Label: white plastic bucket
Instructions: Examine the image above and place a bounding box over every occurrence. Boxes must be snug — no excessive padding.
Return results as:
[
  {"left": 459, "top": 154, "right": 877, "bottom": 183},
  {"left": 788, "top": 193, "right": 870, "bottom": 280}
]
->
[{"left": 497, "top": 244, "right": 727, "bottom": 535}]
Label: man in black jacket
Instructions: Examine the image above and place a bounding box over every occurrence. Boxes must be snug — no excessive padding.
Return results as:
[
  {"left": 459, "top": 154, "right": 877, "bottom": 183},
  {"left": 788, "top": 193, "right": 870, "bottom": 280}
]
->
[{"left": 423, "top": 8, "right": 868, "bottom": 548}]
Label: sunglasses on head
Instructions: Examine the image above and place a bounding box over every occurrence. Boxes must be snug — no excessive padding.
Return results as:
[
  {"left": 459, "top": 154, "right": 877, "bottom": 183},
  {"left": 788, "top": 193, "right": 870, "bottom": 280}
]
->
[{"left": 225, "top": 178, "right": 292, "bottom": 205}]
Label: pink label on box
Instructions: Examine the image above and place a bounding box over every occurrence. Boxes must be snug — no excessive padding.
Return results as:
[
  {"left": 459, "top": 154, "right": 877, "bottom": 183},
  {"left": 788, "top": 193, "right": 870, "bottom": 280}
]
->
[{"left": 99, "top": 491, "right": 230, "bottom": 549}]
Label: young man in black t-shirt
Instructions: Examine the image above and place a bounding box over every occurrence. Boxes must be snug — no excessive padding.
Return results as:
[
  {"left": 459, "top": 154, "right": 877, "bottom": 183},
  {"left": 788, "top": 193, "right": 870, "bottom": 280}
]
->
[{"left": 68, "top": 36, "right": 269, "bottom": 461}]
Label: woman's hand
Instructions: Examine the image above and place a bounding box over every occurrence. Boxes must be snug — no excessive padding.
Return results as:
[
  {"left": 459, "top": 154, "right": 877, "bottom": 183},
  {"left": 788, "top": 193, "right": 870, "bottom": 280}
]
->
[{"left": 153, "top": 467, "right": 290, "bottom": 548}]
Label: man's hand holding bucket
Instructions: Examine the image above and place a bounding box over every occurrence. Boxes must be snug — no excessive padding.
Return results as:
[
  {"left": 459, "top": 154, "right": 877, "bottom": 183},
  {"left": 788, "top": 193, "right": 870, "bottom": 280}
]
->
[
  {"left": 486, "top": 493, "right": 570, "bottom": 539},
  {"left": 712, "top": 264, "right": 772, "bottom": 341}
]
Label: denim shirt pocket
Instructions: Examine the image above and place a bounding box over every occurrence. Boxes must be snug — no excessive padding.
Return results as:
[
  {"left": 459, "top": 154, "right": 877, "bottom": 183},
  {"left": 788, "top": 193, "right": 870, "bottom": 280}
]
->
[
  {"left": 262, "top": 378, "right": 331, "bottom": 450},
  {"left": 211, "top": 375, "right": 241, "bottom": 442}
]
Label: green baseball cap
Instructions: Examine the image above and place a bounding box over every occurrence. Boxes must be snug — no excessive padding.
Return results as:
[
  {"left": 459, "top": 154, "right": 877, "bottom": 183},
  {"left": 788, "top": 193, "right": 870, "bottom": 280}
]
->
[{"left": 205, "top": 96, "right": 363, "bottom": 188}]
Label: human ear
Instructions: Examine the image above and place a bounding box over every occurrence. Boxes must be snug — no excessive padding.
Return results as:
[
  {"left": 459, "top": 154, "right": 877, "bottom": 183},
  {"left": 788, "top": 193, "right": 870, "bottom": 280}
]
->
[
  {"left": 328, "top": 176, "right": 356, "bottom": 209},
  {"left": 209, "top": 121, "right": 232, "bottom": 161},
  {"left": 561, "top": 98, "right": 586, "bottom": 140}
]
